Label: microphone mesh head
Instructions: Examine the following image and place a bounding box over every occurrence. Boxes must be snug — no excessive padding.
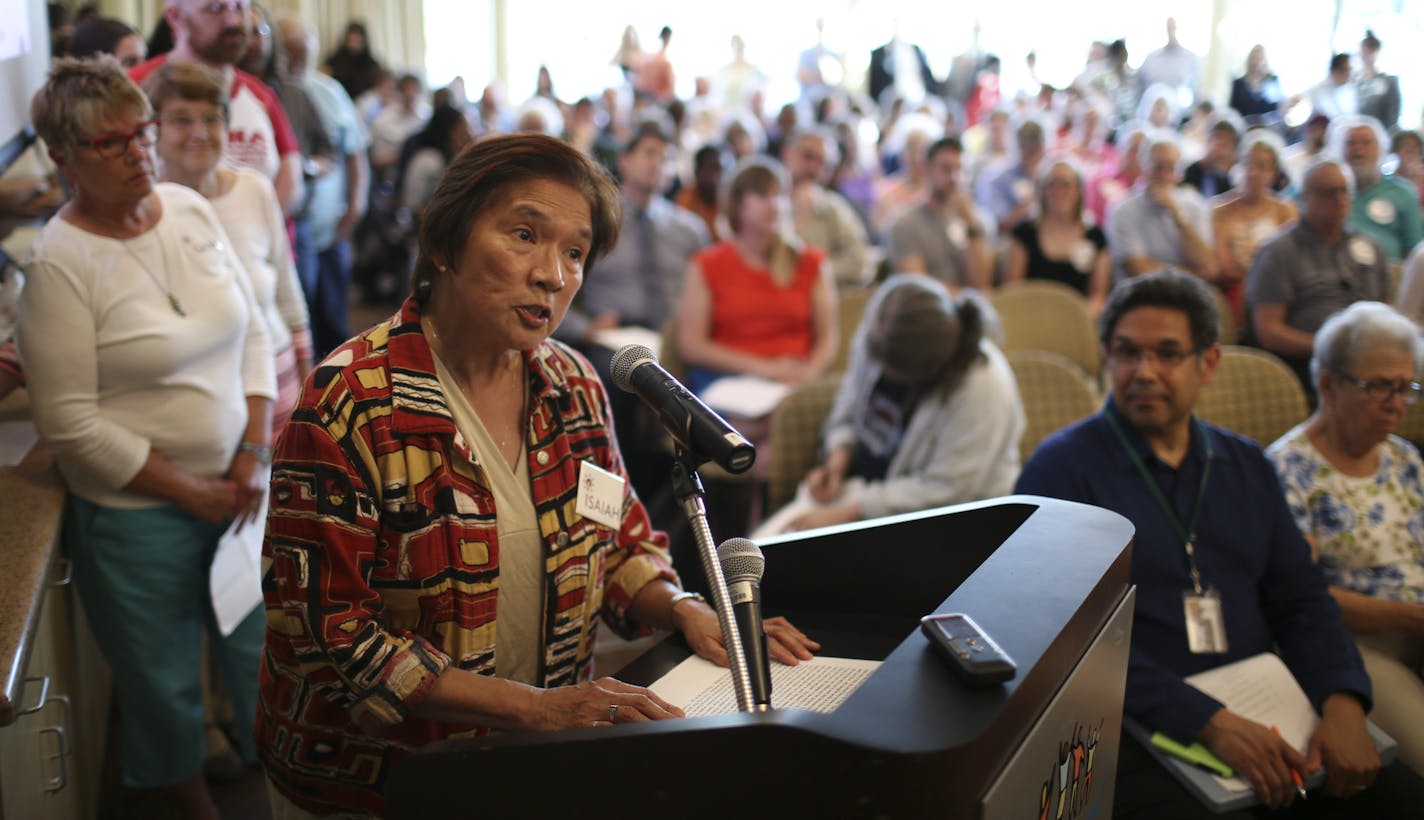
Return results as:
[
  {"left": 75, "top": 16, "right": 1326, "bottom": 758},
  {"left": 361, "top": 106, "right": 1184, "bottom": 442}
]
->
[
  {"left": 717, "top": 537, "right": 765, "bottom": 584},
  {"left": 610, "top": 344, "right": 656, "bottom": 392}
]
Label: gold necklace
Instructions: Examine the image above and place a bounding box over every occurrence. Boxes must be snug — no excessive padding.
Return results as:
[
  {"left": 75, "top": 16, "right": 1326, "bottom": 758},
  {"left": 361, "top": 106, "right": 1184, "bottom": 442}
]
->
[
  {"left": 422, "top": 315, "right": 529, "bottom": 451},
  {"left": 121, "top": 235, "right": 186, "bottom": 316}
]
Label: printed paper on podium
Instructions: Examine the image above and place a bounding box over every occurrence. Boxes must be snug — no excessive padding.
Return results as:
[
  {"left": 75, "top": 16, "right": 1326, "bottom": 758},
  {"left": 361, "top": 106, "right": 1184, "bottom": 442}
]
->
[{"left": 650, "top": 654, "right": 880, "bottom": 716}]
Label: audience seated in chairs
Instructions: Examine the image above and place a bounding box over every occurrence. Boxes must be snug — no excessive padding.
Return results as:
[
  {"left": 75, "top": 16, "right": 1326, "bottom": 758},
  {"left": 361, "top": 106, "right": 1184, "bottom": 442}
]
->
[
  {"left": 755, "top": 275, "right": 1023, "bottom": 536},
  {"left": 1266, "top": 301, "right": 1424, "bottom": 777}
]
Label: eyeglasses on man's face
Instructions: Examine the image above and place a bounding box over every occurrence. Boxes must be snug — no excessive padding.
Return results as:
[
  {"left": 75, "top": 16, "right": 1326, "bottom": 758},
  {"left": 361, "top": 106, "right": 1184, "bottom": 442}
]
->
[
  {"left": 81, "top": 119, "right": 159, "bottom": 159},
  {"left": 1331, "top": 370, "right": 1423, "bottom": 405},
  {"left": 1107, "top": 341, "right": 1203, "bottom": 370}
]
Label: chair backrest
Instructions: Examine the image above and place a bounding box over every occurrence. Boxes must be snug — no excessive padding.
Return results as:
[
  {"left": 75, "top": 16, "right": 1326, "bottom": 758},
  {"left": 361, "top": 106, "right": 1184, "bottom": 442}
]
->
[
  {"left": 1214, "top": 289, "right": 1238, "bottom": 345},
  {"left": 1194, "top": 345, "right": 1309, "bottom": 446},
  {"left": 658, "top": 317, "right": 686, "bottom": 382},
  {"left": 766, "top": 373, "right": 843, "bottom": 511},
  {"left": 1006, "top": 350, "right": 1101, "bottom": 460},
  {"left": 991, "top": 281, "right": 1102, "bottom": 378},
  {"left": 832, "top": 286, "right": 876, "bottom": 372}
]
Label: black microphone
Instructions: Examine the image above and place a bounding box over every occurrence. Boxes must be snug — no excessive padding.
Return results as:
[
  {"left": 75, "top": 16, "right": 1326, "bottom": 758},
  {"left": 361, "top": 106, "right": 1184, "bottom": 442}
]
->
[
  {"left": 609, "top": 345, "right": 756, "bottom": 474},
  {"left": 717, "top": 537, "right": 771, "bottom": 707}
]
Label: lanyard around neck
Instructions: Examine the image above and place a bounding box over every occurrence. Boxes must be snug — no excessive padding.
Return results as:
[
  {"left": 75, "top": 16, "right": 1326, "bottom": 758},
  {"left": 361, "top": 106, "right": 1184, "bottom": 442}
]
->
[{"left": 1104, "top": 408, "right": 1214, "bottom": 594}]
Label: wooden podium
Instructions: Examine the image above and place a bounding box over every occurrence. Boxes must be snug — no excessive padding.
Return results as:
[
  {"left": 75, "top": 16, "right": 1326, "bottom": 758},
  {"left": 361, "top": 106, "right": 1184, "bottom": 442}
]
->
[{"left": 385, "top": 495, "right": 1135, "bottom": 819}]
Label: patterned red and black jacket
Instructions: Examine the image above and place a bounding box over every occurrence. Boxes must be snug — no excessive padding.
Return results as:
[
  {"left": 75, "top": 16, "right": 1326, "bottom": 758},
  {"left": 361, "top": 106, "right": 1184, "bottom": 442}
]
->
[{"left": 257, "top": 295, "right": 678, "bottom": 815}]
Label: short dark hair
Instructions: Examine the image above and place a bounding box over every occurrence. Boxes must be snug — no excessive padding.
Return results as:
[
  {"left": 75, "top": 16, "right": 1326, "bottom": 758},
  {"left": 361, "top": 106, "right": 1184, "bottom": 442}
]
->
[
  {"left": 1098, "top": 269, "right": 1220, "bottom": 351},
  {"left": 693, "top": 144, "right": 721, "bottom": 170},
  {"left": 1391, "top": 129, "right": 1423, "bottom": 156},
  {"left": 1329, "top": 53, "right": 1351, "bottom": 74},
  {"left": 1208, "top": 118, "right": 1240, "bottom": 141},
  {"left": 1015, "top": 119, "right": 1045, "bottom": 149},
  {"left": 68, "top": 16, "right": 137, "bottom": 59},
  {"left": 925, "top": 135, "right": 964, "bottom": 164},
  {"left": 412, "top": 133, "right": 622, "bottom": 300},
  {"left": 621, "top": 119, "right": 669, "bottom": 157}
]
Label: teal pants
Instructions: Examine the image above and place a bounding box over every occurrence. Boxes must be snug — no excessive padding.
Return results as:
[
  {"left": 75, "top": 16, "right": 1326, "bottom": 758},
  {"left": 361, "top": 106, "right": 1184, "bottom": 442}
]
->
[{"left": 63, "top": 495, "right": 265, "bottom": 789}]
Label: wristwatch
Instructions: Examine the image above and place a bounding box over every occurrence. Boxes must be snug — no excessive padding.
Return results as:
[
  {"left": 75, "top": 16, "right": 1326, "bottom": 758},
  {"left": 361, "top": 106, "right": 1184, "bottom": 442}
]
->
[
  {"left": 669, "top": 590, "right": 707, "bottom": 615},
  {"left": 237, "top": 441, "right": 273, "bottom": 466}
]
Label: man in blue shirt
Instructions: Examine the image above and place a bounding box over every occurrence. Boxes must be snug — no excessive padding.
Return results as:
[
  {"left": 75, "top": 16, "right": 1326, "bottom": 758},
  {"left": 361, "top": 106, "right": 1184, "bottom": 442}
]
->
[{"left": 1016, "top": 270, "right": 1422, "bottom": 817}]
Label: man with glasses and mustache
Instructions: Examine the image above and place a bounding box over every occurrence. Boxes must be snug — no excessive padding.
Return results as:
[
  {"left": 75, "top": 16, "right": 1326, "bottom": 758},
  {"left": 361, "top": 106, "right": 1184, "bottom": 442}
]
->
[
  {"left": 1017, "top": 270, "right": 1424, "bottom": 817},
  {"left": 129, "top": 0, "right": 304, "bottom": 218},
  {"left": 1248, "top": 156, "right": 1391, "bottom": 391}
]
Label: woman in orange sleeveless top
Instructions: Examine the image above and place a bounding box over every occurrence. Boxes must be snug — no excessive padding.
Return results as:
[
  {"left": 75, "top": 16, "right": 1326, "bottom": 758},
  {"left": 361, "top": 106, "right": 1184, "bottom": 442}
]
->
[{"left": 676, "top": 157, "right": 837, "bottom": 395}]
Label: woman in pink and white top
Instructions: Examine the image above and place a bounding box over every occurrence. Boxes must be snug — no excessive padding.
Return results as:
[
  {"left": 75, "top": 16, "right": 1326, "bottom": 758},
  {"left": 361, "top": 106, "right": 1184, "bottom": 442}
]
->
[{"left": 143, "top": 60, "right": 311, "bottom": 439}]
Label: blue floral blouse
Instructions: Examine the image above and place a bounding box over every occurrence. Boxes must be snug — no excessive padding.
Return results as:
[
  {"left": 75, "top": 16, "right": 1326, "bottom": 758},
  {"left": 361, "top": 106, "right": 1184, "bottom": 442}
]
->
[{"left": 1266, "top": 424, "right": 1424, "bottom": 603}]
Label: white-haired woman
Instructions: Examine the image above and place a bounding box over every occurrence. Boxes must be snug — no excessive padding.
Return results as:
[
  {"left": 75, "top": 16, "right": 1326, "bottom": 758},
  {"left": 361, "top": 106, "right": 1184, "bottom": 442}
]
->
[{"left": 1266, "top": 301, "right": 1424, "bottom": 776}]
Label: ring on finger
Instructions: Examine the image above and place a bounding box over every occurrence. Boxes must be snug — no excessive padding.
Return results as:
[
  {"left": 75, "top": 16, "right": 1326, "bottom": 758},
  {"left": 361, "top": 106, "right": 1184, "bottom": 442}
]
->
[{"left": 608, "top": 703, "right": 619, "bottom": 723}]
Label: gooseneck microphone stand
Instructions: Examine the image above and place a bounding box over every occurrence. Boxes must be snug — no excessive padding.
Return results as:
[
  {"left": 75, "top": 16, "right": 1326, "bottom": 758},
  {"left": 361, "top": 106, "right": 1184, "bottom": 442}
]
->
[{"left": 670, "top": 447, "right": 759, "bottom": 713}]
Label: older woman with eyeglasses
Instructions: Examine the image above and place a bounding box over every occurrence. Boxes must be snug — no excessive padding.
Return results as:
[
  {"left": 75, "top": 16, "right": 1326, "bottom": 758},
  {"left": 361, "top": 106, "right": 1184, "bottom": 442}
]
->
[
  {"left": 144, "top": 60, "right": 312, "bottom": 438},
  {"left": 1267, "top": 301, "right": 1424, "bottom": 777},
  {"left": 18, "top": 57, "right": 273, "bottom": 819}
]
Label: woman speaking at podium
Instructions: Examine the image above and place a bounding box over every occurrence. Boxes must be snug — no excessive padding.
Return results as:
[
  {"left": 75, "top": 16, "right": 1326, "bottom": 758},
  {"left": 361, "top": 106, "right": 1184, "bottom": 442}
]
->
[{"left": 256, "top": 133, "right": 816, "bottom": 817}]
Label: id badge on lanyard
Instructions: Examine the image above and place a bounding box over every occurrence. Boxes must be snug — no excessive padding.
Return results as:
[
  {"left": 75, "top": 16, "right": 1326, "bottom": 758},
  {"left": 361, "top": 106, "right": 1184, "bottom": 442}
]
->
[
  {"left": 1183, "top": 585, "right": 1228, "bottom": 654},
  {"left": 1105, "top": 410, "right": 1227, "bottom": 654}
]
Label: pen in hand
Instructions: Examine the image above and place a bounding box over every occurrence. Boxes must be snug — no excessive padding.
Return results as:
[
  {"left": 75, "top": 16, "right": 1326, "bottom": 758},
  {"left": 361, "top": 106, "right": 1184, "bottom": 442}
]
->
[{"left": 1270, "top": 725, "right": 1308, "bottom": 801}]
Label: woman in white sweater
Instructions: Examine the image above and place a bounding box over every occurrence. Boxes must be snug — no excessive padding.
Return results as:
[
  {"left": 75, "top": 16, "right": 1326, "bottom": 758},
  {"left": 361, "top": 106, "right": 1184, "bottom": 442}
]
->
[
  {"left": 18, "top": 57, "right": 273, "bottom": 819},
  {"left": 143, "top": 60, "right": 312, "bottom": 439}
]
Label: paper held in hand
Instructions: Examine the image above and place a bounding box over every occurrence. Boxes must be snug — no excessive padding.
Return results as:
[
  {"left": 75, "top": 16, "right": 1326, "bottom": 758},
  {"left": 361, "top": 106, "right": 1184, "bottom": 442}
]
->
[
  {"left": 1184, "top": 652, "right": 1317, "bottom": 793},
  {"left": 1126, "top": 652, "right": 1397, "bottom": 812},
  {"left": 210, "top": 476, "right": 269, "bottom": 636}
]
